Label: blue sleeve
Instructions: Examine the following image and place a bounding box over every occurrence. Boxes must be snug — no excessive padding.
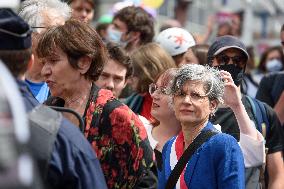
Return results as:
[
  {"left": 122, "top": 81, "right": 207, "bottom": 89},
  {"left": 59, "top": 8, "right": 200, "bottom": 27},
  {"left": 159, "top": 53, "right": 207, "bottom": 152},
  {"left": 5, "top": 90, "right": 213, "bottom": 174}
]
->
[
  {"left": 47, "top": 119, "right": 107, "bottom": 189},
  {"left": 214, "top": 134, "right": 245, "bottom": 189}
]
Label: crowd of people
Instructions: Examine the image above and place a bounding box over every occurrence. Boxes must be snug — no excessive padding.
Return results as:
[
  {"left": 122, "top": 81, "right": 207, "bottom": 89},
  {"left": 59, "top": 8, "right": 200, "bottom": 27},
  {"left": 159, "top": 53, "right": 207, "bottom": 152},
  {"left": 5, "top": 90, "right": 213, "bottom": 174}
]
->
[{"left": 0, "top": 0, "right": 283, "bottom": 189}]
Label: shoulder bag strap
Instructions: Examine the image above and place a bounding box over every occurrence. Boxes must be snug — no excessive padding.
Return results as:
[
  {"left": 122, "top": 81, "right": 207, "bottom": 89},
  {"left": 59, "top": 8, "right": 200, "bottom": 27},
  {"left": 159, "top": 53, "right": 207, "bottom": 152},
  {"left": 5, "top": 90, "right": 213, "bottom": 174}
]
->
[
  {"left": 165, "top": 130, "right": 218, "bottom": 189},
  {"left": 253, "top": 99, "right": 269, "bottom": 139}
]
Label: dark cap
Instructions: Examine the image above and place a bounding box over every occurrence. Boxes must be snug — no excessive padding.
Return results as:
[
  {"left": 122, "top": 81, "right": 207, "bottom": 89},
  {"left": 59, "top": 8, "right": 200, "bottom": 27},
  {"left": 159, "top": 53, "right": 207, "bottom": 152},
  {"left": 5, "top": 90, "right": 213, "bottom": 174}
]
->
[
  {"left": 0, "top": 9, "right": 32, "bottom": 50},
  {"left": 207, "top": 35, "right": 249, "bottom": 65}
]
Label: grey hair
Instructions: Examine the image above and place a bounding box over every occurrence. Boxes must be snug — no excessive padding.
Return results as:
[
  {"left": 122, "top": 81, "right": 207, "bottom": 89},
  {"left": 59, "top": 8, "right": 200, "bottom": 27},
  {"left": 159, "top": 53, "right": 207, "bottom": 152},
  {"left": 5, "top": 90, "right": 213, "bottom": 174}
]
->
[
  {"left": 19, "top": 0, "right": 71, "bottom": 33},
  {"left": 170, "top": 64, "right": 225, "bottom": 104}
]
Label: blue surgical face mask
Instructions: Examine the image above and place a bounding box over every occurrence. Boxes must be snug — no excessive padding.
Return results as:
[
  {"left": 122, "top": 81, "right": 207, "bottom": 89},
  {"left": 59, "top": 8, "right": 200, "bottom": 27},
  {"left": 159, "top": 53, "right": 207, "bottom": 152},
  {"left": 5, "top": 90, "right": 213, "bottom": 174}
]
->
[
  {"left": 265, "top": 59, "right": 283, "bottom": 72},
  {"left": 106, "top": 27, "right": 128, "bottom": 47},
  {"left": 107, "top": 27, "right": 123, "bottom": 43}
]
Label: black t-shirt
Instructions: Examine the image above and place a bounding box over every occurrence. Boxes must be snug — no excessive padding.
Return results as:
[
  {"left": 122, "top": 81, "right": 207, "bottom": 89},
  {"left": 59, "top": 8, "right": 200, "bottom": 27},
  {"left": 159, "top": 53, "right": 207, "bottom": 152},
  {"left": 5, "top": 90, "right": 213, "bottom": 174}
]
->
[
  {"left": 210, "top": 95, "right": 284, "bottom": 154},
  {"left": 256, "top": 72, "right": 284, "bottom": 107}
]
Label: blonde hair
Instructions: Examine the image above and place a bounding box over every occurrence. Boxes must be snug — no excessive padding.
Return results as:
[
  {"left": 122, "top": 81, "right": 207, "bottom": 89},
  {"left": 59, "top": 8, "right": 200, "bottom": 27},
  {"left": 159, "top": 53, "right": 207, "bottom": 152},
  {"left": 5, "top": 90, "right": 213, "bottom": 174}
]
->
[{"left": 131, "top": 43, "right": 176, "bottom": 93}]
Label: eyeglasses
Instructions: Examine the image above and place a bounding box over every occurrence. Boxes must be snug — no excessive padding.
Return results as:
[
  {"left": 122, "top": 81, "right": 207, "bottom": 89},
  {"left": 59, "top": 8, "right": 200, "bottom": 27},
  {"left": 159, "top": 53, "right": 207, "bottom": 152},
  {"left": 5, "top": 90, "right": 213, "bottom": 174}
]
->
[
  {"left": 31, "top": 26, "right": 46, "bottom": 29},
  {"left": 31, "top": 26, "right": 46, "bottom": 32},
  {"left": 149, "top": 83, "right": 168, "bottom": 95},
  {"left": 174, "top": 90, "right": 208, "bottom": 104},
  {"left": 216, "top": 54, "right": 246, "bottom": 67}
]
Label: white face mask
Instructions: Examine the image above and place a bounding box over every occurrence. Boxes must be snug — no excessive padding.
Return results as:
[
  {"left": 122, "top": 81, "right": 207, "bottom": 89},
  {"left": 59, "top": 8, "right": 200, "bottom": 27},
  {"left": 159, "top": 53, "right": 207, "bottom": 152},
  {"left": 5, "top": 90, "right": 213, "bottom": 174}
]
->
[
  {"left": 106, "top": 27, "right": 128, "bottom": 47},
  {"left": 265, "top": 59, "right": 283, "bottom": 72}
]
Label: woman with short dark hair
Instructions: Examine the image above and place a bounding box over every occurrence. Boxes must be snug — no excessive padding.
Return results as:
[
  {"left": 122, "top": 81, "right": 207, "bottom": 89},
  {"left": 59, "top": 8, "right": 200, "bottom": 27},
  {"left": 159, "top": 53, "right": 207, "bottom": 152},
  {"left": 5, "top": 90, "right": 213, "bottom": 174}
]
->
[{"left": 37, "top": 19, "right": 155, "bottom": 189}]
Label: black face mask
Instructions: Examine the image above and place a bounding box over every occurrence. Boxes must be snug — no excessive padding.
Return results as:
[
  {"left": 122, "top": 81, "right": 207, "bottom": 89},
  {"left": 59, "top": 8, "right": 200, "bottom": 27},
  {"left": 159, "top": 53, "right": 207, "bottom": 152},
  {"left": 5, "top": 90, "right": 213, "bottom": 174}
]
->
[{"left": 216, "top": 64, "right": 245, "bottom": 86}]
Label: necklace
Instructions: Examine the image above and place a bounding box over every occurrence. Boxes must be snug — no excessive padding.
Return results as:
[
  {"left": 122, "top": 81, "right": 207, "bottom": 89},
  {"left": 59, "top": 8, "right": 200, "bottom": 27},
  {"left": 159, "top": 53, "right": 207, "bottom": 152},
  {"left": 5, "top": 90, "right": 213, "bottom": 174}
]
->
[
  {"left": 65, "top": 96, "right": 82, "bottom": 104},
  {"left": 191, "top": 130, "right": 202, "bottom": 143},
  {"left": 65, "top": 83, "right": 92, "bottom": 106},
  {"left": 184, "top": 123, "right": 207, "bottom": 149}
]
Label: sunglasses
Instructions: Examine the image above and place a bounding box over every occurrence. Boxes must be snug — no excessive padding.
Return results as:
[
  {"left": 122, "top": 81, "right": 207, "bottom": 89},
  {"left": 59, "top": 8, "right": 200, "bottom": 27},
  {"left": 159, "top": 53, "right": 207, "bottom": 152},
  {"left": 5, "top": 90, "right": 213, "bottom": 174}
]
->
[{"left": 216, "top": 54, "right": 246, "bottom": 66}]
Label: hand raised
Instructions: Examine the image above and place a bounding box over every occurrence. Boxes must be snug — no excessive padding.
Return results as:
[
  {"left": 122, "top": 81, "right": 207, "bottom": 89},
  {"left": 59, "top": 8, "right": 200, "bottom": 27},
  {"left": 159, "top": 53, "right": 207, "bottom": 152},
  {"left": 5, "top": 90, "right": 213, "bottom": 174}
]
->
[{"left": 221, "top": 71, "right": 242, "bottom": 110}]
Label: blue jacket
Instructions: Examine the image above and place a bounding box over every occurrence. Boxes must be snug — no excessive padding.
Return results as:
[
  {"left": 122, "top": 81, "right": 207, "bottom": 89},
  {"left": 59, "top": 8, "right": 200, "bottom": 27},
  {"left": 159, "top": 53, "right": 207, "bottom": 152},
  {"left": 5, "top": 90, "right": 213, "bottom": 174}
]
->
[
  {"left": 17, "top": 80, "right": 107, "bottom": 189},
  {"left": 158, "top": 122, "right": 245, "bottom": 189}
]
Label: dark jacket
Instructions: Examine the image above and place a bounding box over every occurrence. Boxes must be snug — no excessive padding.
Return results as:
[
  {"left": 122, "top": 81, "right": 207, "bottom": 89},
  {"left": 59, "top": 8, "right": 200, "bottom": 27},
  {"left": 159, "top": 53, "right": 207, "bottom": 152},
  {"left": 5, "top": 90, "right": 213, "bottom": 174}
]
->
[{"left": 18, "top": 80, "right": 107, "bottom": 189}]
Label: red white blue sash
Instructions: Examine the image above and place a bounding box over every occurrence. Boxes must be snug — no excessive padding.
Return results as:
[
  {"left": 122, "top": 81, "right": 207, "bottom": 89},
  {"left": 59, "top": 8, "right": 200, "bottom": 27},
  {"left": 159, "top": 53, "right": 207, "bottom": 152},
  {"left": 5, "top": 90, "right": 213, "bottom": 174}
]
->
[{"left": 170, "top": 131, "right": 188, "bottom": 189}]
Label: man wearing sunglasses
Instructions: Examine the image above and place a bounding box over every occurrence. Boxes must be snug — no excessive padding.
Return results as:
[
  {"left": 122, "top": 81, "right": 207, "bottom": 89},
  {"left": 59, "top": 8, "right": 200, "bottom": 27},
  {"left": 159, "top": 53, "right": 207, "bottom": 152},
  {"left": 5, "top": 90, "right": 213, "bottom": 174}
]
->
[{"left": 207, "top": 35, "right": 284, "bottom": 189}]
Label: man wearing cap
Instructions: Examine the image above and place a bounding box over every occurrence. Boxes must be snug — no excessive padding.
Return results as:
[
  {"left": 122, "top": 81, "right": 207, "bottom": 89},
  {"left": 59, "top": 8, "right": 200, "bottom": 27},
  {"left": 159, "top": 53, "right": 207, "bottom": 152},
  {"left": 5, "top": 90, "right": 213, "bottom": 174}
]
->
[
  {"left": 156, "top": 27, "right": 197, "bottom": 67},
  {"left": 207, "top": 35, "right": 284, "bottom": 189},
  {"left": 0, "top": 8, "right": 107, "bottom": 189}
]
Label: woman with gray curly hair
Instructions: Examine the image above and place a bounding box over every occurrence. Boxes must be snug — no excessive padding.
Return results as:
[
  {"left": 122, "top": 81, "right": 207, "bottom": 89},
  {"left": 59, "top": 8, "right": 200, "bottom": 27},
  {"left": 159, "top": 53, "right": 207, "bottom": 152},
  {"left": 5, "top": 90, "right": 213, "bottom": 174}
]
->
[
  {"left": 18, "top": 0, "right": 71, "bottom": 103},
  {"left": 158, "top": 64, "right": 245, "bottom": 189}
]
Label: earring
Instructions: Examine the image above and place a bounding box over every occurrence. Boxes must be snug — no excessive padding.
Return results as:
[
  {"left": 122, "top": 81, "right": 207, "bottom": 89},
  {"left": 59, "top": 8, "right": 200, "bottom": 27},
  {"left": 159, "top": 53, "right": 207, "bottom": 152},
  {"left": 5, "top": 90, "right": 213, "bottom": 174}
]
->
[{"left": 209, "top": 111, "right": 215, "bottom": 119}]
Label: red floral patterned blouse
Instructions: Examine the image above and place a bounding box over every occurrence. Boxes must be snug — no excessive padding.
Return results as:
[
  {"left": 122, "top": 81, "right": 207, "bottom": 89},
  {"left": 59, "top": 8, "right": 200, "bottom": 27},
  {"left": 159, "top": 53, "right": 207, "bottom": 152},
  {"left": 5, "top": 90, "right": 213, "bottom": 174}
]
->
[{"left": 83, "top": 85, "right": 154, "bottom": 188}]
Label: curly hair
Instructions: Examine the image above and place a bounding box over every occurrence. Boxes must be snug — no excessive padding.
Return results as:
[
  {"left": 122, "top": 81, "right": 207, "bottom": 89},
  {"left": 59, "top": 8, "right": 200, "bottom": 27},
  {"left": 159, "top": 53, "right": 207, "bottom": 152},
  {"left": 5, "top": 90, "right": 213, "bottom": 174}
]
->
[
  {"left": 37, "top": 19, "right": 108, "bottom": 81},
  {"left": 19, "top": 0, "right": 71, "bottom": 33},
  {"left": 170, "top": 64, "right": 225, "bottom": 104},
  {"left": 114, "top": 6, "right": 154, "bottom": 45}
]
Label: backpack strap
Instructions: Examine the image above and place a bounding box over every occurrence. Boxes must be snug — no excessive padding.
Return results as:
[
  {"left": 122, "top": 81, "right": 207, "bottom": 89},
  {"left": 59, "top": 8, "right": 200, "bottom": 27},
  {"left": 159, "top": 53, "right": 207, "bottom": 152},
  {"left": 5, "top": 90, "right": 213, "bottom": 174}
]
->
[
  {"left": 50, "top": 106, "right": 85, "bottom": 132},
  {"left": 45, "top": 96, "right": 86, "bottom": 132},
  {"left": 28, "top": 105, "right": 62, "bottom": 179},
  {"left": 245, "top": 96, "right": 269, "bottom": 139},
  {"left": 165, "top": 130, "right": 218, "bottom": 189}
]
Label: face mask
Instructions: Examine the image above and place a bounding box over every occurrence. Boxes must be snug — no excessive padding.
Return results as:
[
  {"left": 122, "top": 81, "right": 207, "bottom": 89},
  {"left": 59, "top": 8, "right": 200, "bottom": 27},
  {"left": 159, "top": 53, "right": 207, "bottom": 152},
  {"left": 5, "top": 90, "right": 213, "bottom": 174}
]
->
[
  {"left": 216, "top": 64, "right": 244, "bottom": 86},
  {"left": 107, "top": 27, "right": 128, "bottom": 47},
  {"left": 265, "top": 59, "right": 283, "bottom": 72}
]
